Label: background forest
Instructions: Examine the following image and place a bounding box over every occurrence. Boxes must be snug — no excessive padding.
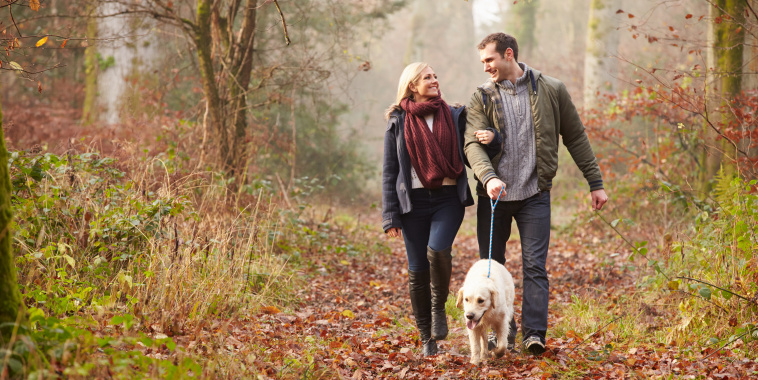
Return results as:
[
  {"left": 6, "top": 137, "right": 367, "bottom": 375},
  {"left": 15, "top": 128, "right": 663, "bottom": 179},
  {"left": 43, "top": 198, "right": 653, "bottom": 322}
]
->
[{"left": 0, "top": 0, "right": 756, "bottom": 378}]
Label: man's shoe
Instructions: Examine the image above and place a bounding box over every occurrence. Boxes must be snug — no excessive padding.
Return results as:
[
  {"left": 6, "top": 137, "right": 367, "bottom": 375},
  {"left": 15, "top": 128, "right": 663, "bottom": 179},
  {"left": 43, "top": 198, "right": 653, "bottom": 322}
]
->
[{"left": 524, "top": 336, "right": 546, "bottom": 356}]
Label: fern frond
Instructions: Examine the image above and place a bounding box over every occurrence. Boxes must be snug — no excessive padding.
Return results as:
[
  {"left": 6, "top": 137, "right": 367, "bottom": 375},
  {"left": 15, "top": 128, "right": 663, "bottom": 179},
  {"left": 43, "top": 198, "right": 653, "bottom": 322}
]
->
[{"left": 711, "top": 167, "right": 734, "bottom": 206}]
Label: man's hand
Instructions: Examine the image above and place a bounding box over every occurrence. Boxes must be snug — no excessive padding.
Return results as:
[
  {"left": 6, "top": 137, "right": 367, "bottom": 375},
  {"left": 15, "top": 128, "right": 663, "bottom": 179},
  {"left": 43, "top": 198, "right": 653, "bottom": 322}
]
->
[
  {"left": 475, "top": 130, "right": 495, "bottom": 145},
  {"left": 591, "top": 189, "right": 608, "bottom": 210},
  {"left": 486, "top": 178, "right": 507, "bottom": 200},
  {"left": 387, "top": 227, "right": 402, "bottom": 238}
]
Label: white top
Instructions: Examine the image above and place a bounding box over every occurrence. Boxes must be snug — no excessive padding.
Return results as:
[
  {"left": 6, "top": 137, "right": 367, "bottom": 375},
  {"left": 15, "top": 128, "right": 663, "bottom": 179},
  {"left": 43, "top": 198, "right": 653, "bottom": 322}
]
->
[{"left": 410, "top": 114, "right": 457, "bottom": 189}]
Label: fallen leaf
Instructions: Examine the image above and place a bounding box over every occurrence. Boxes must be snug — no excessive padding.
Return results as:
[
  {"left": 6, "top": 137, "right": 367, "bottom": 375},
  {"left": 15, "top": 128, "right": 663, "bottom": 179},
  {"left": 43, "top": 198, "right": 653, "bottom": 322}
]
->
[
  {"left": 261, "top": 306, "right": 280, "bottom": 314},
  {"left": 399, "top": 347, "right": 415, "bottom": 360}
]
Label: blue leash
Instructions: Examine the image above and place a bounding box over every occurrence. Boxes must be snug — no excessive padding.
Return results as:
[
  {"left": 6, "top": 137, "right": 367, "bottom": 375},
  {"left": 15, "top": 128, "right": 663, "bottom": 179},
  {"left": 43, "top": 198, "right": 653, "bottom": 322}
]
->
[{"left": 488, "top": 186, "right": 505, "bottom": 278}]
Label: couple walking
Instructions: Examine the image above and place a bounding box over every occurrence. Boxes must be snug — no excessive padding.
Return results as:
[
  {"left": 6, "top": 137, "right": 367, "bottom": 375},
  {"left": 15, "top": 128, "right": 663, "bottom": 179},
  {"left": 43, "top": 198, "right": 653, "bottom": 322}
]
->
[{"left": 381, "top": 33, "right": 609, "bottom": 357}]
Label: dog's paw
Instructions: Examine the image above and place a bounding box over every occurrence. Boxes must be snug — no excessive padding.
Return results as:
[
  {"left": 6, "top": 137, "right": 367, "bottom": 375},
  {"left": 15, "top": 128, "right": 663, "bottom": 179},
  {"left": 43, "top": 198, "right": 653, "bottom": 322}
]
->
[
  {"left": 469, "top": 357, "right": 481, "bottom": 365},
  {"left": 493, "top": 346, "right": 507, "bottom": 358}
]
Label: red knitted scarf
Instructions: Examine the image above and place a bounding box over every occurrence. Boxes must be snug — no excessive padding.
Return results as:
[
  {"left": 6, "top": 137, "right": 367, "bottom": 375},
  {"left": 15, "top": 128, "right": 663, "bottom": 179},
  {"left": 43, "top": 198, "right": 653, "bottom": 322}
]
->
[{"left": 401, "top": 96, "right": 464, "bottom": 189}]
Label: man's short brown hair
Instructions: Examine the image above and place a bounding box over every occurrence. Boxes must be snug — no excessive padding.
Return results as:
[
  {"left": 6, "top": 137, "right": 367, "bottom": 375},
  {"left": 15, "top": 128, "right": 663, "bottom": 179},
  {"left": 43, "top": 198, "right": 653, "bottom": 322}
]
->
[{"left": 477, "top": 33, "right": 519, "bottom": 61}]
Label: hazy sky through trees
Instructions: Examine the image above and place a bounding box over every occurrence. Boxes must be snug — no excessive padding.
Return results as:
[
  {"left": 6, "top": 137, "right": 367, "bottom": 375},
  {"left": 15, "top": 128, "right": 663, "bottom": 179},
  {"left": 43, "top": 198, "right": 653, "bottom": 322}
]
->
[{"left": 472, "top": 0, "right": 500, "bottom": 34}]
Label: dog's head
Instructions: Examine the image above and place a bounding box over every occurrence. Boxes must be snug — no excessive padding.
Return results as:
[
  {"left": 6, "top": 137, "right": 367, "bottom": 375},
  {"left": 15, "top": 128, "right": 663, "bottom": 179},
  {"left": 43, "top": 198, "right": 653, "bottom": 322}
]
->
[{"left": 456, "top": 278, "right": 499, "bottom": 330}]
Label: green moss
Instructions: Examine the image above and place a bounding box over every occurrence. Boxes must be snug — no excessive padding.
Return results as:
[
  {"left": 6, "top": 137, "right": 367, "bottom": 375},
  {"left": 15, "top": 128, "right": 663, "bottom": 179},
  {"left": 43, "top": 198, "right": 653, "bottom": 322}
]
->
[
  {"left": 0, "top": 82, "right": 26, "bottom": 337},
  {"left": 82, "top": 14, "right": 99, "bottom": 125},
  {"left": 700, "top": 0, "right": 746, "bottom": 187}
]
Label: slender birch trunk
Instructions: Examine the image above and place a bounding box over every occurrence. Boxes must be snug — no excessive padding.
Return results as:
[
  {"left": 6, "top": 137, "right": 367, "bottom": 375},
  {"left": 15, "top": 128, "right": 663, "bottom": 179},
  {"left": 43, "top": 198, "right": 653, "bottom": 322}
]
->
[{"left": 583, "top": 0, "right": 622, "bottom": 109}]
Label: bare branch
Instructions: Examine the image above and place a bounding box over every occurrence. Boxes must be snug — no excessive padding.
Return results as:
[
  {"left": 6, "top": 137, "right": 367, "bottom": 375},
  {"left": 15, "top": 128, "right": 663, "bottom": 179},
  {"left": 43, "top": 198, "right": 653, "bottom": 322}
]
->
[
  {"left": 0, "top": 62, "right": 65, "bottom": 76},
  {"left": 8, "top": 0, "right": 22, "bottom": 37},
  {"left": 273, "top": 0, "right": 290, "bottom": 45},
  {"left": 747, "top": 0, "right": 758, "bottom": 21}
]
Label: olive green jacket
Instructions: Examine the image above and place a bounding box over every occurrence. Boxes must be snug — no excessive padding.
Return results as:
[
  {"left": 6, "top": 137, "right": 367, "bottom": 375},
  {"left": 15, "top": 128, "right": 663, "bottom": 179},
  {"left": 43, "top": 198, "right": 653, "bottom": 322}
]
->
[{"left": 464, "top": 67, "right": 604, "bottom": 196}]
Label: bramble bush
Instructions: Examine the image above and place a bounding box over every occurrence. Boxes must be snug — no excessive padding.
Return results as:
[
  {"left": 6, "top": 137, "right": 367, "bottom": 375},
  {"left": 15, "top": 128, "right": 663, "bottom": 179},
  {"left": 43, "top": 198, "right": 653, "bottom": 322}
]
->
[{"left": 577, "top": 82, "right": 757, "bottom": 355}]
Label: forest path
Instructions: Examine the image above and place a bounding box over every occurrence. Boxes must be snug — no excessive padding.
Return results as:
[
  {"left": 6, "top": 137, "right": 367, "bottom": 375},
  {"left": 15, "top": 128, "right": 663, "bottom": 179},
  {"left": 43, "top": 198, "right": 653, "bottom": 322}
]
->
[{"left": 195, "top": 231, "right": 754, "bottom": 379}]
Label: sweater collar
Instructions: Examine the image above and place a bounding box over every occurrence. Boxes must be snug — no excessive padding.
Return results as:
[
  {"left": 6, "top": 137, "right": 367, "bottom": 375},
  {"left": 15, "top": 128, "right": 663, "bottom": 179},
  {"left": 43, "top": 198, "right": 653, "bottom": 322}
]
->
[{"left": 497, "top": 62, "right": 529, "bottom": 90}]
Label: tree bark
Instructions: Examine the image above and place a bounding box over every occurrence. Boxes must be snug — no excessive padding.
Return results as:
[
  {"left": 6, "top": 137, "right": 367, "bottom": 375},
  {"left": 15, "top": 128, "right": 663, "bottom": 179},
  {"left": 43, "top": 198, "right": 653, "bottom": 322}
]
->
[
  {"left": 583, "top": 0, "right": 621, "bottom": 109},
  {"left": 0, "top": 82, "right": 25, "bottom": 341},
  {"left": 225, "top": 0, "right": 258, "bottom": 175},
  {"left": 505, "top": 0, "right": 539, "bottom": 57},
  {"left": 194, "top": 0, "right": 229, "bottom": 169},
  {"left": 701, "top": 0, "right": 746, "bottom": 188},
  {"left": 81, "top": 7, "right": 98, "bottom": 125},
  {"left": 741, "top": 0, "right": 758, "bottom": 168}
]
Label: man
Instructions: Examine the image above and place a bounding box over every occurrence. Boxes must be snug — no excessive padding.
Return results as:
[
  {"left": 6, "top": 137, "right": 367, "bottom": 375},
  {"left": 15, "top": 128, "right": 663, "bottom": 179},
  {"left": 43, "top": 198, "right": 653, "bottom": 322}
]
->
[{"left": 464, "top": 33, "right": 608, "bottom": 355}]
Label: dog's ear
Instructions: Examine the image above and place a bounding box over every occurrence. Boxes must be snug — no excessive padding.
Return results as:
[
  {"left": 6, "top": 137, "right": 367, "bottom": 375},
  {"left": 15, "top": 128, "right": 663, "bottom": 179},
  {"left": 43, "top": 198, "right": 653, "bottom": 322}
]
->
[
  {"left": 490, "top": 289, "right": 499, "bottom": 309},
  {"left": 456, "top": 288, "right": 464, "bottom": 309}
]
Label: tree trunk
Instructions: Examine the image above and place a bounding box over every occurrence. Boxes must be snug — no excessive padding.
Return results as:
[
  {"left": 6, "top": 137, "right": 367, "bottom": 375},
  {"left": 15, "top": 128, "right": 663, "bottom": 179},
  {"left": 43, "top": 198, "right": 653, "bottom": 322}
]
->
[
  {"left": 196, "top": 0, "right": 259, "bottom": 176},
  {"left": 195, "top": 0, "right": 229, "bottom": 169},
  {"left": 225, "top": 0, "right": 258, "bottom": 175},
  {"left": 741, "top": 0, "right": 758, "bottom": 171},
  {"left": 82, "top": 9, "right": 98, "bottom": 125},
  {"left": 744, "top": 1, "right": 758, "bottom": 91},
  {"left": 583, "top": 0, "right": 622, "bottom": 109},
  {"left": 0, "top": 82, "right": 25, "bottom": 341},
  {"left": 701, "top": 0, "right": 746, "bottom": 189},
  {"left": 505, "top": 0, "right": 539, "bottom": 57},
  {"left": 402, "top": 0, "right": 424, "bottom": 66}
]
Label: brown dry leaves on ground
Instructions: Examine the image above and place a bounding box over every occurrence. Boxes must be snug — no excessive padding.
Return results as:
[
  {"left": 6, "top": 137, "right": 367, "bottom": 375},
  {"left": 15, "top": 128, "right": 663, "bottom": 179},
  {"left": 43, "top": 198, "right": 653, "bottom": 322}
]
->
[{"left": 158, "top": 227, "right": 755, "bottom": 379}]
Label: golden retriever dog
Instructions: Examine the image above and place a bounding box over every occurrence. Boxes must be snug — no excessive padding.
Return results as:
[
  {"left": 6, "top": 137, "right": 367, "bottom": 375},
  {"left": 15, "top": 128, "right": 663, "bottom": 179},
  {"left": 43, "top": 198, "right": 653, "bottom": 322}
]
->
[{"left": 456, "top": 259, "right": 515, "bottom": 365}]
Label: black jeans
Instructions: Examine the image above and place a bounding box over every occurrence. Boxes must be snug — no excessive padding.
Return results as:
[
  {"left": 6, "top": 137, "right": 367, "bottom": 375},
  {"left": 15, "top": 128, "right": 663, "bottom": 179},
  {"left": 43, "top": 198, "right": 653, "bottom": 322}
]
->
[
  {"left": 476, "top": 192, "right": 550, "bottom": 344},
  {"left": 399, "top": 186, "right": 465, "bottom": 272}
]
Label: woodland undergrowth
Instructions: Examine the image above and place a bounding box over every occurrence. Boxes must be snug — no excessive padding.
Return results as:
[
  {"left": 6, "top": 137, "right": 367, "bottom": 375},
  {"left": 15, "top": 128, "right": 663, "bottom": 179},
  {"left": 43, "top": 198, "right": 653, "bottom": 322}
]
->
[
  {"left": 2, "top": 141, "right": 379, "bottom": 378},
  {"left": 558, "top": 84, "right": 758, "bottom": 362},
  {"left": 2, "top": 86, "right": 756, "bottom": 378}
]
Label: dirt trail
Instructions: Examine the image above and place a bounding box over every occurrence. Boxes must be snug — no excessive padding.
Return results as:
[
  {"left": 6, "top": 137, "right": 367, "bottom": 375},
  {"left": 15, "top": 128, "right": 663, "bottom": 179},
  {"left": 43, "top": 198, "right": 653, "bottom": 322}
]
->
[{"left": 226, "top": 227, "right": 758, "bottom": 379}]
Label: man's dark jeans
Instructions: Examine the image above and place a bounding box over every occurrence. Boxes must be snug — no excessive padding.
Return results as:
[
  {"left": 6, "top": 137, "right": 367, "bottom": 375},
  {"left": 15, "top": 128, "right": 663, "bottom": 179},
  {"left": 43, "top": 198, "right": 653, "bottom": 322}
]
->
[
  {"left": 476, "top": 191, "right": 550, "bottom": 345},
  {"left": 400, "top": 186, "right": 465, "bottom": 272}
]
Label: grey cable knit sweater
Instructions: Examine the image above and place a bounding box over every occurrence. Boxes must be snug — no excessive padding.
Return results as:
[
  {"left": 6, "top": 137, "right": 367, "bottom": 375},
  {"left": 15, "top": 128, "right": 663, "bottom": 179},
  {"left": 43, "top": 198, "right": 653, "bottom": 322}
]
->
[{"left": 496, "top": 63, "right": 539, "bottom": 201}]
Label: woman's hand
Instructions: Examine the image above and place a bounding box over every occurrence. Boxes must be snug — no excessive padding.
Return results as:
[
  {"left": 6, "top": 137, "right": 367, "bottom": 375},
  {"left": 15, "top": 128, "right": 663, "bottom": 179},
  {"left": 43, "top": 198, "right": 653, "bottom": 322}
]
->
[
  {"left": 475, "top": 130, "right": 494, "bottom": 145},
  {"left": 387, "top": 227, "right": 402, "bottom": 238}
]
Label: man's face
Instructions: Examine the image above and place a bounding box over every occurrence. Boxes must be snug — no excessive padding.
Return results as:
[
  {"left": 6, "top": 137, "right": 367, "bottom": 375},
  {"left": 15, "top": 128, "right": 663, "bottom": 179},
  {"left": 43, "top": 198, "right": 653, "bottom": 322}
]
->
[{"left": 479, "top": 43, "right": 510, "bottom": 83}]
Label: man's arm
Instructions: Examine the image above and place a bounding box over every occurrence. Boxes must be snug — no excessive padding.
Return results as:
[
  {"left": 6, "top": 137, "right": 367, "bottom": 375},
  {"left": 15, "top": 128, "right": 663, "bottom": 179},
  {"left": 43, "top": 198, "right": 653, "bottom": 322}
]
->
[
  {"left": 556, "top": 82, "right": 604, "bottom": 192},
  {"left": 464, "top": 91, "right": 499, "bottom": 187}
]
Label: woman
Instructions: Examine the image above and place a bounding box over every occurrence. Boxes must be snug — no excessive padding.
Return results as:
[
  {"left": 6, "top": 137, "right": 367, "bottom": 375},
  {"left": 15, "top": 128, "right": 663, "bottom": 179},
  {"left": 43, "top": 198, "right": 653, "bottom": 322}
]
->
[{"left": 382, "top": 62, "right": 499, "bottom": 356}]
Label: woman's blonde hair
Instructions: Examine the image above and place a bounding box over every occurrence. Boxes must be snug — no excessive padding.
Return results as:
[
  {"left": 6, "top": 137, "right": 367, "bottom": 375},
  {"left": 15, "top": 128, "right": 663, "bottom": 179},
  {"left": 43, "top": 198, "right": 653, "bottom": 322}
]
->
[{"left": 384, "top": 62, "right": 434, "bottom": 120}]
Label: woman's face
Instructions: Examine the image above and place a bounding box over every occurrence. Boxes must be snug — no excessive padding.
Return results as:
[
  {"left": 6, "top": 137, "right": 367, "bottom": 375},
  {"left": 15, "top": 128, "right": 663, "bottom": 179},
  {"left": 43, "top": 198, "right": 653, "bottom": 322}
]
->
[{"left": 410, "top": 67, "right": 439, "bottom": 103}]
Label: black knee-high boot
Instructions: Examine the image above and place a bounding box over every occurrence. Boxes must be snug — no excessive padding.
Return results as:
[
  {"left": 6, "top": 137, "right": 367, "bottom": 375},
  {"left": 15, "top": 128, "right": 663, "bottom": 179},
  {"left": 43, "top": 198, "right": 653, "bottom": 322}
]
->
[
  {"left": 427, "top": 246, "right": 452, "bottom": 340},
  {"left": 408, "top": 270, "right": 437, "bottom": 356}
]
